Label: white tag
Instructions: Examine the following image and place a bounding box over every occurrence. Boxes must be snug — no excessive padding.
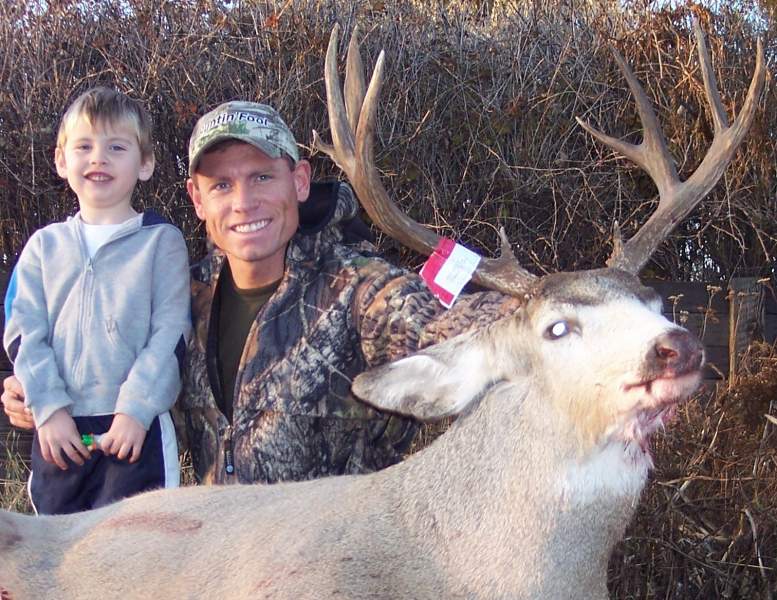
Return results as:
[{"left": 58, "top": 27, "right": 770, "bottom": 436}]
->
[
  {"left": 420, "top": 239, "right": 481, "bottom": 308},
  {"left": 434, "top": 244, "right": 480, "bottom": 294}
]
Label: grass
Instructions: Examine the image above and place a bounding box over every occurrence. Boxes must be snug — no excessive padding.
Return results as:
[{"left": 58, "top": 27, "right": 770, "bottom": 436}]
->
[{"left": 1, "top": 433, "right": 32, "bottom": 513}]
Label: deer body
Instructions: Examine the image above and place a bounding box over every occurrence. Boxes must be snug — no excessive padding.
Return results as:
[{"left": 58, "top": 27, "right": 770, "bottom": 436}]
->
[{"left": 1, "top": 270, "right": 703, "bottom": 599}]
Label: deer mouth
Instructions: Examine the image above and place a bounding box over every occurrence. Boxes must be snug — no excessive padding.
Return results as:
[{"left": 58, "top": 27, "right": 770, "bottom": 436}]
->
[
  {"left": 617, "top": 368, "right": 702, "bottom": 462},
  {"left": 625, "top": 369, "right": 702, "bottom": 405}
]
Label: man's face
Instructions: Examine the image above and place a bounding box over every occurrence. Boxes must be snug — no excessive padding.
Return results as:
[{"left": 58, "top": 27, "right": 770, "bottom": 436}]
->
[{"left": 187, "top": 142, "right": 310, "bottom": 286}]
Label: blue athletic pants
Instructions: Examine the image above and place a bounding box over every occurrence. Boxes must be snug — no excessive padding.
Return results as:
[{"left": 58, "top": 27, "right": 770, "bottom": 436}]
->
[{"left": 29, "top": 413, "right": 178, "bottom": 515}]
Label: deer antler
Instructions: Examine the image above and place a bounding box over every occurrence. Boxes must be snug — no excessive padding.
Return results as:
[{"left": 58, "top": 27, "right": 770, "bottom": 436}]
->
[
  {"left": 313, "top": 24, "right": 537, "bottom": 297},
  {"left": 576, "top": 19, "right": 766, "bottom": 274}
]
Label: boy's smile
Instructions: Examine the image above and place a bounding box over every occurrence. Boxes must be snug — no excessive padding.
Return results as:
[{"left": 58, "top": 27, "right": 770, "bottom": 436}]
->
[
  {"left": 84, "top": 172, "right": 113, "bottom": 182},
  {"left": 55, "top": 118, "right": 154, "bottom": 224}
]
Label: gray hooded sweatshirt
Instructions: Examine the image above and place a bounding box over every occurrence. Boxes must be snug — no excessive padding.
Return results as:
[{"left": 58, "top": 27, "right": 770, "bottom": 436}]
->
[{"left": 4, "top": 211, "right": 191, "bottom": 429}]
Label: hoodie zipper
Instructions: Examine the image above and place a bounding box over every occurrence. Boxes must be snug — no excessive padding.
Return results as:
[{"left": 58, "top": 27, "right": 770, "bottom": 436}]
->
[
  {"left": 72, "top": 216, "right": 141, "bottom": 386},
  {"left": 223, "top": 425, "right": 235, "bottom": 476}
]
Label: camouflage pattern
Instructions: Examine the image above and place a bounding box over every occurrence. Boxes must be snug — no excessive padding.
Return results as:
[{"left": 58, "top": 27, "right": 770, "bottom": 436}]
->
[
  {"left": 188, "top": 101, "right": 299, "bottom": 174},
  {"left": 179, "top": 183, "right": 522, "bottom": 485}
]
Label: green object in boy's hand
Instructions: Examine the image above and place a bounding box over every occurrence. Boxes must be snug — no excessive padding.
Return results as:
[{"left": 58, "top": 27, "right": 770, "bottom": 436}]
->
[{"left": 80, "top": 433, "right": 103, "bottom": 449}]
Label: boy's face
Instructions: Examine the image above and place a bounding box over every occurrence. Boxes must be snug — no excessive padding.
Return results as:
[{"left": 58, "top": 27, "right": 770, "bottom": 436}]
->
[
  {"left": 187, "top": 142, "right": 310, "bottom": 288},
  {"left": 55, "top": 117, "right": 154, "bottom": 224}
]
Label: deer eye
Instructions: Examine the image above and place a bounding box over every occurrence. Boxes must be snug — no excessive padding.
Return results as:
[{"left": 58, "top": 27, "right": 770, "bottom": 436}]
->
[{"left": 545, "top": 320, "right": 572, "bottom": 340}]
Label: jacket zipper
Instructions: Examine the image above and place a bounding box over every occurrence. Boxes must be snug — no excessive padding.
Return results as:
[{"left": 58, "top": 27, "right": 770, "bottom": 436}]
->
[
  {"left": 223, "top": 425, "right": 235, "bottom": 475},
  {"left": 221, "top": 286, "right": 274, "bottom": 478}
]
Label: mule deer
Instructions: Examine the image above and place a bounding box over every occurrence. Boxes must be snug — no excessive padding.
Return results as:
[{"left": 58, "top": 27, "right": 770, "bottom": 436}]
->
[{"left": 0, "top": 21, "right": 764, "bottom": 600}]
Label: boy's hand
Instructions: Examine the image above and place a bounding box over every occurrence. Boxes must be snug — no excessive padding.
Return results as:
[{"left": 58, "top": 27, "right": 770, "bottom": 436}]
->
[
  {"left": 99, "top": 414, "right": 146, "bottom": 462},
  {"left": 1, "top": 375, "right": 34, "bottom": 430},
  {"left": 37, "top": 408, "right": 90, "bottom": 470}
]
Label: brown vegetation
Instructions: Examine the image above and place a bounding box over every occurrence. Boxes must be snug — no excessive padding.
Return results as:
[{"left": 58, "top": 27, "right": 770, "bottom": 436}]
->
[{"left": 0, "top": 0, "right": 774, "bottom": 279}]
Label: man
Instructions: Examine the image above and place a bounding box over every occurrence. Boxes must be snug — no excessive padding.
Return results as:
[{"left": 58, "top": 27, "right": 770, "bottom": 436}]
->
[{"left": 3, "top": 101, "right": 519, "bottom": 485}]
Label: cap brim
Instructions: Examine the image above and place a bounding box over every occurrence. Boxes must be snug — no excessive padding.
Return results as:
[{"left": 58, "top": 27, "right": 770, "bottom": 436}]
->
[{"left": 189, "top": 134, "right": 290, "bottom": 176}]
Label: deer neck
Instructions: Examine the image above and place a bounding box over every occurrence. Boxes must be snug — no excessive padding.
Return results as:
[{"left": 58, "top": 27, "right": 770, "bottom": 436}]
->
[{"left": 393, "top": 380, "right": 645, "bottom": 564}]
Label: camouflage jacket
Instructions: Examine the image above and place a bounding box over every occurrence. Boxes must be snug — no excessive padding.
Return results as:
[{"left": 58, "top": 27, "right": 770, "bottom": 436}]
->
[{"left": 179, "top": 182, "right": 520, "bottom": 484}]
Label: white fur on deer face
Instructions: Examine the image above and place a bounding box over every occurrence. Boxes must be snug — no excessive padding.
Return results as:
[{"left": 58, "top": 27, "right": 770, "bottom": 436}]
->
[
  {"left": 354, "top": 269, "right": 703, "bottom": 471},
  {"left": 528, "top": 270, "right": 703, "bottom": 460}
]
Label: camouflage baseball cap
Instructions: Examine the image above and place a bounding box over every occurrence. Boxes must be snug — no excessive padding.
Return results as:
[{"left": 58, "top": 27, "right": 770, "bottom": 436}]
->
[{"left": 188, "top": 101, "right": 299, "bottom": 175}]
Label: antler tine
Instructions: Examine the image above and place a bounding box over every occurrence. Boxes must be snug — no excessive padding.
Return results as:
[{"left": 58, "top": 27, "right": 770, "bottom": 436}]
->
[
  {"left": 317, "top": 24, "right": 356, "bottom": 172},
  {"left": 694, "top": 18, "right": 728, "bottom": 134},
  {"left": 317, "top": 26, "right": 537, "bottom": 296},
  {"left": 578, "top": 18, "right": 765, "bottom": 274},
  {"left": 348, "top": 43, "right": 444, "bottom": 258},
  {"left": 576, "top": 49, "right": 680, "bottom": 204},
  {"left": 344, "top": 25, "right": 366, "bottom": 134}
]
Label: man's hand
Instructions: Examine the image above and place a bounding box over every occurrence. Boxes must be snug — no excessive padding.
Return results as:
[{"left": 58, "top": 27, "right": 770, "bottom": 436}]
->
[
  {"left": 38, "top": 408, "right": 90, "bottom": 470},
  {"left": 99, "top": 413, "right": 147, "bottom": 462},
  {"left": 1, "top": 375, "right": 34, "bottom": 430}
]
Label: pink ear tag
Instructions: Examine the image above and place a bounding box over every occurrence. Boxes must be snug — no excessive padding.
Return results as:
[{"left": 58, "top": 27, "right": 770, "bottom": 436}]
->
[{"left": 419, "top": 238, "right": 481, "bottom": 308}]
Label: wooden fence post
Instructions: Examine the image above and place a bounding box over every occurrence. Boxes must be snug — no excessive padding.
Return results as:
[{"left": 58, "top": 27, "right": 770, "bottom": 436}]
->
[{"left": 728, "top": 277, "right": 763, "bottom": 386}]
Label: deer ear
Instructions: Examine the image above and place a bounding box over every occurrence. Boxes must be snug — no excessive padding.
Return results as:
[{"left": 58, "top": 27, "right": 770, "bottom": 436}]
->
[{"left": 352, "top": 332, "right": 494, "bottom": 421}]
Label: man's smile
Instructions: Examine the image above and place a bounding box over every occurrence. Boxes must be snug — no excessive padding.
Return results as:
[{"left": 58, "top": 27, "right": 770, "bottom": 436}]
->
[{"left": 233, "top": 219, "right": 271, "bottom": 233}]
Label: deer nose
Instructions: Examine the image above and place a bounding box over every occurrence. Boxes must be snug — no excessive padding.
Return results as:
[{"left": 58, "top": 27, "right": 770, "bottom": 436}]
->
[{"left": 652, "top": 329, "right": 704, "bottom": 375}]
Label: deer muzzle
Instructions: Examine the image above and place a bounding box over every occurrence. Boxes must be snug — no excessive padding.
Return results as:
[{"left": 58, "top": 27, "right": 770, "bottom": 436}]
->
[{"left": 649, "top": 329, "right": 705, "bottom": 379}]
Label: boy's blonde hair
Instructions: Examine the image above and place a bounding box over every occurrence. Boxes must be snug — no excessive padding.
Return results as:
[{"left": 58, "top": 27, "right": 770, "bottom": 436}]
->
[{"left": 56, "top": 87, "right": 154, "bottom": 161}]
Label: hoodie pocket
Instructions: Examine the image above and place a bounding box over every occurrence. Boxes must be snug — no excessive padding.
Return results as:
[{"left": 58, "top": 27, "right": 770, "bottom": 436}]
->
[{"left": 101, "top": 317, "right": 136, "bottom": 380}]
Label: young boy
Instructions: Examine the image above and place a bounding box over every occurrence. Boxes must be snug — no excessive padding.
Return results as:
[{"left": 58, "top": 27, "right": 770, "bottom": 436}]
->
[{"left": 3, "top": 87, "right": 191, "bottom": 515}]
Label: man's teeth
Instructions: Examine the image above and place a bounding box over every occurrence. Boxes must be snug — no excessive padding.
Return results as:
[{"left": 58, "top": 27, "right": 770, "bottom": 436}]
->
[{"left": 234, "top": 220, "right": 270, "bottom": 233}]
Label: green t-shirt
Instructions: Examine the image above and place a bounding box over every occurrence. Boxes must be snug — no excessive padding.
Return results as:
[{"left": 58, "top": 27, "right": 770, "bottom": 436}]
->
[{"left": 217, "top": 264, "right": 280, "bottom": 423}]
